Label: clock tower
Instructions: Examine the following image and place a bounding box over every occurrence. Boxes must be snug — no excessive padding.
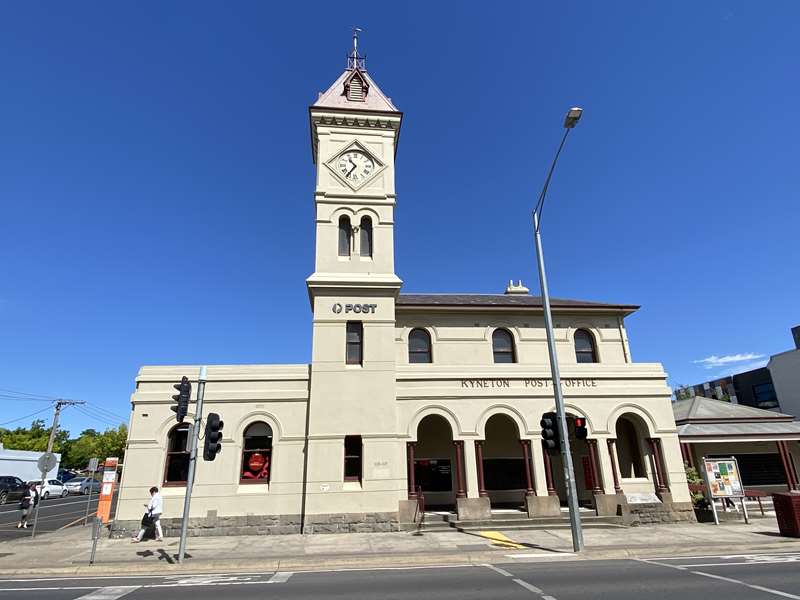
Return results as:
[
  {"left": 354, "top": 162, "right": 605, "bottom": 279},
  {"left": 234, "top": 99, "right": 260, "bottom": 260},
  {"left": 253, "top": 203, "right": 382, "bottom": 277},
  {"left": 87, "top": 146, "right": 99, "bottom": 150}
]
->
[{"left": 304, "top": 36, "right": 406, "bottom": 520}]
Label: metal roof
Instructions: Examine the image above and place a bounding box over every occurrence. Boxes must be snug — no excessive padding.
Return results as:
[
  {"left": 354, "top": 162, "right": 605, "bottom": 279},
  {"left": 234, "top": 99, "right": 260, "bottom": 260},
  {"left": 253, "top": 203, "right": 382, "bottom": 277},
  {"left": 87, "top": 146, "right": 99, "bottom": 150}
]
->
[
  {"left": 673, "top": 396, "right": 794, "bottom": 424},
  {"left": 312, "top": 68, "right": 399, "bottom": 113},
  {"left": 677, "top": 421, "right": 800, "bottom": 439},
  {"left": 396, "top": 293, "right": 639, "bottom": 312}
]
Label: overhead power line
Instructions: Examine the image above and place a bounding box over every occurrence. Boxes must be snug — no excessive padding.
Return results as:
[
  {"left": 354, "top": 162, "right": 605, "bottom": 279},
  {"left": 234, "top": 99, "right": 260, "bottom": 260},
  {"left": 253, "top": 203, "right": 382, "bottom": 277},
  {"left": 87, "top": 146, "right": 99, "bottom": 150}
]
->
[{"left": 0, "top": 405, "right": 56, "bottom": 428}]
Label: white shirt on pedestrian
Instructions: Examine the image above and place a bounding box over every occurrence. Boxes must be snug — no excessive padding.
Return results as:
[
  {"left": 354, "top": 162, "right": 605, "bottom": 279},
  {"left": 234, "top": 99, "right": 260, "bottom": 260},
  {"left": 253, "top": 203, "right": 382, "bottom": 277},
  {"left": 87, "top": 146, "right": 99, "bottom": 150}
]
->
[{"left": 147, "top": 493, "right": 163, "bottom": 515}]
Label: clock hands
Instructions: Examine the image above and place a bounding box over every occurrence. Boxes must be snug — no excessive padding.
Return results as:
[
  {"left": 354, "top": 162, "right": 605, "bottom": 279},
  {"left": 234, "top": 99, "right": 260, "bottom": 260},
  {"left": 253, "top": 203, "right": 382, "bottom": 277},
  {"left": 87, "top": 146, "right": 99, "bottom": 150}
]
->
[{"left": 346, "top": 157, "right": 358, "bottom": 178}]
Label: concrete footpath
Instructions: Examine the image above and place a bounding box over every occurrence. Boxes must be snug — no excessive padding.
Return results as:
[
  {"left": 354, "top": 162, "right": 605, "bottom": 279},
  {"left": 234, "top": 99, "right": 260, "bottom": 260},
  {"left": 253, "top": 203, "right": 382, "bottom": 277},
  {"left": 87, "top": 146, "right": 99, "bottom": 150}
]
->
[{"left": 0, "top": 520, "right": 798, "bottom": 577}]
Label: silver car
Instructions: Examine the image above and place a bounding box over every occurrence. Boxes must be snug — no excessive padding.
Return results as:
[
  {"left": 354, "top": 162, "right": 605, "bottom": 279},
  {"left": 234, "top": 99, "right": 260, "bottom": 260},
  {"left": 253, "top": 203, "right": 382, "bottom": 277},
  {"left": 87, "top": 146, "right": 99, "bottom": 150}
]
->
[{"left": 64, "top": 477, "right": 101, "bottom": 495}]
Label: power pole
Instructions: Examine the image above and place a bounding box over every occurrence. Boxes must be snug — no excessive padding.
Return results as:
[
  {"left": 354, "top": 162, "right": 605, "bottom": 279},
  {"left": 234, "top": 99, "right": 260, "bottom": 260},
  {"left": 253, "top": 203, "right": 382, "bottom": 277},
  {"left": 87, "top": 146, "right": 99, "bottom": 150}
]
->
[{"left": 31, "top": 399, "right": 85, "bottom": 538}]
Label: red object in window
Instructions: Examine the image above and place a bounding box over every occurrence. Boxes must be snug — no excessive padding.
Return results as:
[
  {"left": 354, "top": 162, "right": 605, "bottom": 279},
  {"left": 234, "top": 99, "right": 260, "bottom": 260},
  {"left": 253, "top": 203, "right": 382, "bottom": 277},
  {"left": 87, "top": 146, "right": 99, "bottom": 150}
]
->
[
  {"left": 248, "top": 453, "right": 266, "bottom": 472},
  {"left": 242, "top": 453, "right": 270, "bottom": 480},
  {"left": 574, "top": 418, "right": 585, "bottom": 428}
]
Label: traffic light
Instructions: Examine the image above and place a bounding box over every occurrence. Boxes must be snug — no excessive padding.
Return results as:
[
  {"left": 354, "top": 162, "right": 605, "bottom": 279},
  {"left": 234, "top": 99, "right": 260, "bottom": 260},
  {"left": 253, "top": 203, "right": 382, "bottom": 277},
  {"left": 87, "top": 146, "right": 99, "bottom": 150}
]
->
[
  {"left": 203, "top": 412, "right": 224, "bottom": 461},
  {"left": 540, "top": 412, "right": 560, "bottom": 451},
  {"left": 171, "top": 376, "right": 191, "bottom": 423},
  {"left": 574, "top": 416, "right": 588, "bottom": 440}
]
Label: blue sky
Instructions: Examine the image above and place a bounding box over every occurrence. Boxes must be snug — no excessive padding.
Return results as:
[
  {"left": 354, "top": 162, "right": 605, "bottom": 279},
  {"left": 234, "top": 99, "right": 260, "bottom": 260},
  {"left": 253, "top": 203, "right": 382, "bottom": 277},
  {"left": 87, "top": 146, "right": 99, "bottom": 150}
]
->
[{"left": 1, "top": 2, "right": 798, "bottom": 436}]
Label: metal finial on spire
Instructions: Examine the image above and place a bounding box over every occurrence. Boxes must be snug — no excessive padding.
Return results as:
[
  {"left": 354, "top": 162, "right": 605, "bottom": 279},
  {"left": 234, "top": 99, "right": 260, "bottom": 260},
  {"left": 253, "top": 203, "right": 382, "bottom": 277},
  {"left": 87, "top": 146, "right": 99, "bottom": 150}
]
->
[{"left": 348, "top": 27, "right": 366, "bottom": 70}]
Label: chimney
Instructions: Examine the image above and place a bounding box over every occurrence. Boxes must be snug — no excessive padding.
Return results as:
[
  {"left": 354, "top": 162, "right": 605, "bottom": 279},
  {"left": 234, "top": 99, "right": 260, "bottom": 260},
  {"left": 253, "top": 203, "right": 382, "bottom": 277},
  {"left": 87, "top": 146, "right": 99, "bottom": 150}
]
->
[
  {"left": 792, "top": 325, "right": 800, "bottom": 350},
  {"left": 505, "top": 280, "right": 530, "bottom": 295}
]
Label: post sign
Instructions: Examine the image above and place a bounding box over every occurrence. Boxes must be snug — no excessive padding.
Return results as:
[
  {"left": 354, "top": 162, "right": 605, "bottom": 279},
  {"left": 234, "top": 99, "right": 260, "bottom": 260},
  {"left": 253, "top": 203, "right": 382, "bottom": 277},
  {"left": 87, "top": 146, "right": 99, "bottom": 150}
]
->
[
  {"left": 96, "top": 457, "right": 118, "bottom": 524},
  {"left": 703, "top": 457, "right": 744, "bottom": 498},
  {"left": 702, "top": 456, "right": 749, "bottom": 525}
]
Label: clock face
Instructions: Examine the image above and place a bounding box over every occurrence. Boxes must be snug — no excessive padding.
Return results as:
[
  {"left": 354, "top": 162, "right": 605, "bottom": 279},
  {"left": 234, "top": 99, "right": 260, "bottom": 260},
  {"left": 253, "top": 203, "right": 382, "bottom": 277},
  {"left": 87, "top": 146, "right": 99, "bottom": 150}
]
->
[{"left": 336, "top": 150, "right": 375, "bottom": 185}]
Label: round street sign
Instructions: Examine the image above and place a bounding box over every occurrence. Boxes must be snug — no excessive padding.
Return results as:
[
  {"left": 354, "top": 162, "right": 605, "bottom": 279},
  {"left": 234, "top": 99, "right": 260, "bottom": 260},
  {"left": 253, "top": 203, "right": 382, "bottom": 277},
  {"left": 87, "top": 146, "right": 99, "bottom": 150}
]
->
[{"left": 37, "top": 452, "right": 57, "bottom": 473}]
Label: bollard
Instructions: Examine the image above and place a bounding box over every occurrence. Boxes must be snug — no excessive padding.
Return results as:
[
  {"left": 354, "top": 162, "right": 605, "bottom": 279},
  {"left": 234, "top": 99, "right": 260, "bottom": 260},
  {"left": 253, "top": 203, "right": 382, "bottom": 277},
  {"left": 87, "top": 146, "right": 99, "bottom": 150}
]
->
[{"left": 89, "top": 517, "right": 102, "bottom": 565}]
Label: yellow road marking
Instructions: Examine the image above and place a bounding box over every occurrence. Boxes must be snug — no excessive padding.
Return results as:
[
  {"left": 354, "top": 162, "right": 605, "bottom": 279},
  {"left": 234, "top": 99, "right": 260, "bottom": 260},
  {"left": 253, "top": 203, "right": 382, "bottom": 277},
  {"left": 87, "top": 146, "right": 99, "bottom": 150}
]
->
[{"left": 478, "top": 531, "right": 526, "bottom": 549}]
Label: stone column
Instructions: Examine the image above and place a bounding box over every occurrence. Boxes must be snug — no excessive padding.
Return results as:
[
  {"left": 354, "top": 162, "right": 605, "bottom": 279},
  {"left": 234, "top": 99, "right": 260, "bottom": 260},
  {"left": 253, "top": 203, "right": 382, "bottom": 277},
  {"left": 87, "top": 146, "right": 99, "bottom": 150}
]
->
[
  {"left": 519, "top": 440, "right": 534, "bottom": 496},
  {"left": 606, "top": 439, "right": 623, "bottom": 494},
  {"left": 647, "top": 438, "right": 669, "bottom": 495},
  {"left": 475, "top": 441, "right": 488, "bottom": 497},
  {"left": 587, "top": 439, "right": 604, "bottom": 495},
  {"left": 680, "top": 442, "right": 695, "bottom": 469},
  {"left": 778, "top": 441, "right": 799, "bottom": 491},
  {"left": 524, "top": 441, "right": 561, "bottom": 518},
  {"left": 463, "top": 437, "right": 480, "bottom": 498},
  {"left": 406, "top": 442, "right": 417, "bottom": 499},
  {"left": 542, "top": 442, "right": 557, "bottom": 496},
  {"left": 453, "top": 441, "right": 466, "bottom": 499}
]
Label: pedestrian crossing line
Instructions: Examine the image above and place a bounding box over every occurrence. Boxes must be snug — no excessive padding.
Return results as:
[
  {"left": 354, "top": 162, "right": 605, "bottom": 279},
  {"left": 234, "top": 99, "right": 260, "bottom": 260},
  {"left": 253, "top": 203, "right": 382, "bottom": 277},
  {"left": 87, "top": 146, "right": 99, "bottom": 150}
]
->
[
  {"left": 267, "top": 572, "right": 293, "bottom": 584},
  {"left": 75, "top": 586, "right": 141, "bottom": 600},
  {"left": 478, "top": 531, "right": 526, "bottom": 549}
]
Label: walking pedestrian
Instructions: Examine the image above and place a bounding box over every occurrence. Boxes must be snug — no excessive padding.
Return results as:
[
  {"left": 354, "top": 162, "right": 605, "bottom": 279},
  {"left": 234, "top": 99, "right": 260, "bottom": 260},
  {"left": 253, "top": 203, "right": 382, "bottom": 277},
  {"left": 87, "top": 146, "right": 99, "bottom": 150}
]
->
[
  {"left": 132, "top": 486, "right": 163, "bottom": 542},
  {"left": 16, "top": 483, "right": 39, "bottom": 529}
]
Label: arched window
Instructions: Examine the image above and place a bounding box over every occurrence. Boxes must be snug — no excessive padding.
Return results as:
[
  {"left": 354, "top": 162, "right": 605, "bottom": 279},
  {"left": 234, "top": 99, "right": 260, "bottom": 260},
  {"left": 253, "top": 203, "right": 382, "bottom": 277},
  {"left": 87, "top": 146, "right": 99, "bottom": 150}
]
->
[
  {"left": 338, "top": 215, "right": 352, "bottom": 257},
  {"left": 240, "top": 422, "right": 273, "bottom": 483},
  {"left": 360, "top": 216, "right": 373, "bottom": 258},
  {"left": 574, "top": 329, "right": 598, "bottom": 363},
  {"left": 163, "top": 423, "right": 190, "bottom": 485},
  {"left": 408, "top": 328, "right": 432, "bottom": 363},
  {"left": 492, "top": 329, "right": 516, "bottom": 363}
]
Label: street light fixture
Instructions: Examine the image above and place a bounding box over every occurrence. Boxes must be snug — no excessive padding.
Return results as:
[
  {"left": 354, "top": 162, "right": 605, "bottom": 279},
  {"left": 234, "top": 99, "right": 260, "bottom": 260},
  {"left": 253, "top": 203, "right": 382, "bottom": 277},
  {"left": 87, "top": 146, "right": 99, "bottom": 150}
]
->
[{"left": 531, "top": 106, "right": 585, "bottom": 553}]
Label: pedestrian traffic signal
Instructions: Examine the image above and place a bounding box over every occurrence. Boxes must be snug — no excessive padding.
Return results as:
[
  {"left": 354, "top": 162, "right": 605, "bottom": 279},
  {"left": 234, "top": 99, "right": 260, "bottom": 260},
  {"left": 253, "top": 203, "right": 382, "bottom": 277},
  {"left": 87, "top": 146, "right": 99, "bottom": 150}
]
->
[
  {"left": 203, "top": 412, "right": 224, "bottom": 461},
  {"left": 171, "top": 376, "right": 191, "bottom": 423},
  {"left": 574, "top": 417, "right": 588, "bottom": 440},
  {"left": 540, "top": 412, "right": 560, "bottom": 451}
]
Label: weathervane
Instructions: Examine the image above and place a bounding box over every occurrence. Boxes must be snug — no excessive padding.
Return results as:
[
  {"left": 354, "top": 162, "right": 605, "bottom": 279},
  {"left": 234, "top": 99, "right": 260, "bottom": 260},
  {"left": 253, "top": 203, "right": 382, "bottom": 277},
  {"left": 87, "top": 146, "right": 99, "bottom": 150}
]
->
[{"left": 348, "top": 27, "right": 366, "bottom": 70}]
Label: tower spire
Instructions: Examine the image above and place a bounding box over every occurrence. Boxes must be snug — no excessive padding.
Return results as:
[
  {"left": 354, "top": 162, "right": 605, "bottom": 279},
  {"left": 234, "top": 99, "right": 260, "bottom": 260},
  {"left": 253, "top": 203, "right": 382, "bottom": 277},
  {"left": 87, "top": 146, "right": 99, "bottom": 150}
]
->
[{"left": 348, "top": 27, "right": 365, "bottom": 70}]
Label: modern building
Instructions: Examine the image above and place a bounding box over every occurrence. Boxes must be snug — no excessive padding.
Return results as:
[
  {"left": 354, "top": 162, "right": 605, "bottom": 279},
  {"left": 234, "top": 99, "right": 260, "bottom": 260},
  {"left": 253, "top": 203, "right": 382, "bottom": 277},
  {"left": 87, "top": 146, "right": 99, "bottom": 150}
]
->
[
  {"left": 114, "top": 43, "right": 693, "bottom": 536},
  {"left": 675, "top": 369, "right": 778, "bottom": 410},
  {"left": 676, "top": 325, "right": 800, "bottom": 414},
  {"left": 768, "top": 326, "right": 800, "bottom": 418}
]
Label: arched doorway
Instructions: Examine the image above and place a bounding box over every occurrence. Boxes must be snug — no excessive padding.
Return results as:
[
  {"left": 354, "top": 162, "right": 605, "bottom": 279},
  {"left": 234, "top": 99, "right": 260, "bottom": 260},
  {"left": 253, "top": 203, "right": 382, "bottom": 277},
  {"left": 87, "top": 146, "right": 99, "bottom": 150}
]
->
[
  {"left": 413, "top": 415, "right": 457, "bottom": 509},
  {"left": 615, "top": 414, "right": 647, "bottom": 479},
  {"left": 481, "top": 414, "right": 528, "bottom": 509},
  {"left": 549, "top": 413, "right": 594, "bottom": 507}
]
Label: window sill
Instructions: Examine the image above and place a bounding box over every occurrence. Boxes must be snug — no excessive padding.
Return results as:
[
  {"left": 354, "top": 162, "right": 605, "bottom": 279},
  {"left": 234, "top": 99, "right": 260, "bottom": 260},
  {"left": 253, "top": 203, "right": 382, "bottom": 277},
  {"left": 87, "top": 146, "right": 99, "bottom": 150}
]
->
[
  {"left": 238, "top": 482, "right": 270, "bottom": 494},
  {"left": 619, "top": 477, "right": 651, "bottom": 483},
  {"left": 343, "top": 480, "right": 362, "bottom": 491}
]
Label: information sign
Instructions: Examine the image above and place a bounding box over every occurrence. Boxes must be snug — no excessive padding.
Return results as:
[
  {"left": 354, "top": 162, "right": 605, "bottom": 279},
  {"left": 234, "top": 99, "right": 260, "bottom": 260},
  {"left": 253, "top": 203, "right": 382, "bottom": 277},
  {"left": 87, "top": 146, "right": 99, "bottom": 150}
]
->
[
  {"left": 702, "top": 456, "right": 749, "bottom": 525},
  {"left": 96, "top": 457, "right": 118, "bottom": 524}
]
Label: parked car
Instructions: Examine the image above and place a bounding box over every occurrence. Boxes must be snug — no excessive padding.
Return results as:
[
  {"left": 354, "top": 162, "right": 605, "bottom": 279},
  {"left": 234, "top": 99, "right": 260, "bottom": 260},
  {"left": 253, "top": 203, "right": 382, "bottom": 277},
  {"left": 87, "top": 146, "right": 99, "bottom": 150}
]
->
[
  {"left": 0, "top": 476, "right": 28, "bottom": 505},
  {"left": 64, "top": 477, "right": 101, "bottom": 495},
  {"left": 29, "top": 479, "right": 68, "bottom": 499},
  {"left": 57, "top": 469, "right": 79, "bottom": 483}
]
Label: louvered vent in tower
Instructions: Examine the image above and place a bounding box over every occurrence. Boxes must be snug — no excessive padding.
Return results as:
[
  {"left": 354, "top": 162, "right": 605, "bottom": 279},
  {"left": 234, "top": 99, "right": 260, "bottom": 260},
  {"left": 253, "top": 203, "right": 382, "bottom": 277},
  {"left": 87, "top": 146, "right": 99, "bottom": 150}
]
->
[{"left": 345, "top": 71, "right": 368, "bottom": 102}]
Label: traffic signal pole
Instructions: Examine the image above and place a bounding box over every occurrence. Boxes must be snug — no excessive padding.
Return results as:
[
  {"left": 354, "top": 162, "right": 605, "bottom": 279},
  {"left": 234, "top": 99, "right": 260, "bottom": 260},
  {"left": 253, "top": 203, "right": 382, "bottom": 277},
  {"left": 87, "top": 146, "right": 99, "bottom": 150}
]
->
[
  {"left": 533, "top": 210, "right": 584, "bottom": 552},
  {"left": 177, "top": 366, "right": 207, "bottom": 564}
]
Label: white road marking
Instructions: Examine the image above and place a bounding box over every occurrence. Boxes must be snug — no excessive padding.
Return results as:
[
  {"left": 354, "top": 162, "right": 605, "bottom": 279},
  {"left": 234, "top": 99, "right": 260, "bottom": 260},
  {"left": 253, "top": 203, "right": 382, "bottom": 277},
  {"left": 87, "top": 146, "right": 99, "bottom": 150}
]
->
[
  {"left": 646, "top": 552, "right": 800, "bottom": 561},
  {"left": 637, "top": 557, "right": 800, "bottom": 599},
  {"left": 482, "top": 564, "right": 513, "bottom": 577},
  {"left": 267, "top": 572, "right": 293, "bottom": 584},
  {"left": 513, "top": 578, "right": 544, "bottom": 594},
  {"left": 505, "top": 553, "right": 575, "bottom": 559},
  {"left": 675, "top": 559, "right": 800, "bottom": 568},
  {"left": 76, "top": 587, "right": 141, "bottom": 599}
]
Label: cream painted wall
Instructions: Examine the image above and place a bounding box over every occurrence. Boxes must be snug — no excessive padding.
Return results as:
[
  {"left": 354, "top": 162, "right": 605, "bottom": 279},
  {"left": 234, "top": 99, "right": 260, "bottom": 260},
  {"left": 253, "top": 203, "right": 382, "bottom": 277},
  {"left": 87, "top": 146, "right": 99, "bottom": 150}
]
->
[{"left": 395, "top": 311, "right": 630, "bottom": 367}]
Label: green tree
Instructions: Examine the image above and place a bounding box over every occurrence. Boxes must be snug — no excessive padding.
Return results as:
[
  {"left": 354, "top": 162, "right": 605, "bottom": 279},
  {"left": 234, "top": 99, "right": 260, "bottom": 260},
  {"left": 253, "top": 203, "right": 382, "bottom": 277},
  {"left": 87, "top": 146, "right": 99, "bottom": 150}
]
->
[
  {"left": 61, "top": 425, "right": 128, "bottom": 469},
  {"left": 0, "top": 419, "right": 69, "bottom": 453}
]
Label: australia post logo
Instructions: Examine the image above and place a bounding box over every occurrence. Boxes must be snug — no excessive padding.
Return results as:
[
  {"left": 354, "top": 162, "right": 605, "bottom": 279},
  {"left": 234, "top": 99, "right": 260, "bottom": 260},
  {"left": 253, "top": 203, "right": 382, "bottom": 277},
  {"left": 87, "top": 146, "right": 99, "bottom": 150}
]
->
[{"left": 332, "top": 302, "right": 377, "bottom": 314}]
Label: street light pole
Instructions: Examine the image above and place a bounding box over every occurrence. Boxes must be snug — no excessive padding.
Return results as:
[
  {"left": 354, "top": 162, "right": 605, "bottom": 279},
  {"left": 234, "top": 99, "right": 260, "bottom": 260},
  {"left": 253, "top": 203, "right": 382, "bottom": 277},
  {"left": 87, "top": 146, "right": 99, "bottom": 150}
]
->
[{"left": 531, "top": 107, "right": 585, "bottom": 553}]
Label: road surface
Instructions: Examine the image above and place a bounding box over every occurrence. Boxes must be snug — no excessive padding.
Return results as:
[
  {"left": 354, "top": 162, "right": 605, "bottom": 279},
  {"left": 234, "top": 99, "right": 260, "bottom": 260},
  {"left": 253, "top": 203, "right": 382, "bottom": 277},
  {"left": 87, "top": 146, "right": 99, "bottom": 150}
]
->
[
  {"left": 0, "top": 493, "right": 114, "bottom": 542},
  {"left": 0, "top": 551, "right": 799, "bottom": 599}
]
